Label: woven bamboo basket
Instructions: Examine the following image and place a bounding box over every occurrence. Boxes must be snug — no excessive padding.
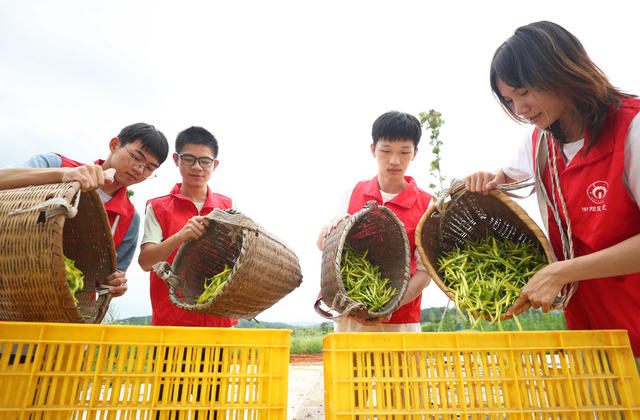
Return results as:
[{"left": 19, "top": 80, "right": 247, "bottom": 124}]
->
[
  {"left": 0, "top": 182, "right": 116, "bottom": 323},
  {"left": 317, "top": 201, "right": 410, "bottom": 319},
  {"left": 153, "top": 208, "right": 302, "bottom": 319},
  {"left": 415, "top": 182, "right": 553, "bottom": 319}
]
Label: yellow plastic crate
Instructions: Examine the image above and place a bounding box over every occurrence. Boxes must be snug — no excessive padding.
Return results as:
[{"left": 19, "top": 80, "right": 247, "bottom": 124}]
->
[
  {"left": 323, "top": 331, "right": 640, "bottom": 419},
  {"left": 0, "top": 322, "right": 290, "bottom": 419}
]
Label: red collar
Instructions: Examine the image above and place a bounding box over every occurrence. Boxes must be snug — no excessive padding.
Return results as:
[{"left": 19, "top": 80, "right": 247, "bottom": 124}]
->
[
  {"left": 361, "top": 175, "right": 419, "bottom": 209},
  {"left": 94, "top": 159, "right": 133, "bottom": 216},
  {"left": 169, "top": 183, "right": 216, "bottom": 209},
  {"left": 107, "top": 187, "right": 134, "bottom": 216}
]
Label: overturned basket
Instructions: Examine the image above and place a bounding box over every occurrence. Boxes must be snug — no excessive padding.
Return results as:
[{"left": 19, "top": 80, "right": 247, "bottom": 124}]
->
[
  {"left": 154, "top": 208, "right": 302, "bottom": 319},
  {"left": 316, "top": 201, "right": 410, "bottom": 319},
  {"left": 416, "top": 181, "right": 553, "bottom": 318},
  {"left": 0, "top": 182, "right": 116, "bottom": 323}
]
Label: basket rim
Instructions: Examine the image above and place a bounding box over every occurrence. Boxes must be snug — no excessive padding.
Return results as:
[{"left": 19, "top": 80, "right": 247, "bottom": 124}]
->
[
  {"left": 330, "top": 202, "right": 411, "bottom": 317},
  {"left": 167, "top": 208, "right": 302, "bottom": 317},
  {"left": 415, "top": 188, "right": 552, "bottom": 319},
  {"left": 64, "top": 185, "right": 116, "bottom": 323}
]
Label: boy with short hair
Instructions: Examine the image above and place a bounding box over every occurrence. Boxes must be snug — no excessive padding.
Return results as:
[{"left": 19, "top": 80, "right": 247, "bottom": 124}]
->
[
  {"left": 0, "top": 122, "right": 169, "bottom": 297},
  {"left": 139, "top": 126, "right": 237, "bottom": 328},
  {"left": 317, "top": 111, "right": 433, "bottom": 332}
]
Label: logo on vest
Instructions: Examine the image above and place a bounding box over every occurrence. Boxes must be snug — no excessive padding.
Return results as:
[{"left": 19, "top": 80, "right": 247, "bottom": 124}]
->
[{"left": 587, "top": 181, "right": 608, "bottom": 204}]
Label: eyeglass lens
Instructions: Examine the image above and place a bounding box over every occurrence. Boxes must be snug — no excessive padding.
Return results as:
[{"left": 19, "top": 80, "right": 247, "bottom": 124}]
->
[{"left": 180, "top": 154, "right": 214, "bottom": 168}]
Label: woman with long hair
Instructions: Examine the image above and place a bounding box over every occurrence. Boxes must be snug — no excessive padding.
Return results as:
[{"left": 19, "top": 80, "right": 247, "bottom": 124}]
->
[{"left": 466, "top": 21, "right": 640, "bottom": 361}]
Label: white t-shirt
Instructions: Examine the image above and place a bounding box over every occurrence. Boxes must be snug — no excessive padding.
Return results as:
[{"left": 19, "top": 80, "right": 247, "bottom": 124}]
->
[
  {"left": 503, "top": 113, "right": 640, "bottom": 204},
  {"left": 141, "top": 201, "right": 205, "bottom": 245},
  {"left": 97, "top": 189, "right": 113, "bottom": 205}
]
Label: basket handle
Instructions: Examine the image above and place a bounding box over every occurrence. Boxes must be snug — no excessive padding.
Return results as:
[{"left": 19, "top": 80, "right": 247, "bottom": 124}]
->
[
  {"left": 314, "top": 292, "right": 369, "bottom": 320},
  {"left": 314, "top": 294, "right": 337, "bottom": 319},
  {"left": 8, "top": 188, "right": 82, "bottom": 219},
  {"left": 495, "top": 179, "right": 536, "bottom": 199},
  {"left": 435, "top": 178, "right": 535, "bottom": 210},
  {"left": 152, "top": 261, "right": 180, "bottom": 290},
  {"left": 434, "top": 179, "right": 466, "bottom": 211},
  {"left": 364, "top": 200, "right": 379, "bottom": 210}
]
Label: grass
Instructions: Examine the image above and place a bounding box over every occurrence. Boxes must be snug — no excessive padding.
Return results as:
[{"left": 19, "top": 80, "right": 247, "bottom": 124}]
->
[{"left": 290, "top": 337, "right": 323, "bottom": 354}]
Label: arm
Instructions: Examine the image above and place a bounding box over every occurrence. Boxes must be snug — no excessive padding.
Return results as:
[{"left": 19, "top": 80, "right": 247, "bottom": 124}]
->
[
  {"left": 138, "top": 213, "right": 210, "bottom": 272},
  {"left": 398, "top": 248, "right": 432, "bottom": 306},
  {"left": 115, "top": 212, "right": 139, "bottom": 272},
  {"left": 508, "top": 233, "right": 640, "bottom": 314},
  {"left": 99, "top": 207, "right": 140, "bottom": 298},
  {"left": 398, "top": 269, "right": 430, "bottom": 307},
  {"left": 0, "top": 166, "right": 112, "bottom": 191}
]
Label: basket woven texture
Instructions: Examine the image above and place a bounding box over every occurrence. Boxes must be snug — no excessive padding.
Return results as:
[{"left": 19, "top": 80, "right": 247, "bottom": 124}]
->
[
  {"left": 416, "top": 184, "right": 552, "bottom": 318},
  {"left": 0, "top": 182, "right": 116, "bottom": 323},
  {"left": 320, "top": 202, "right": 410, "bottom": 319},
  {"left": 158, "top": 208, "right": 302, "bottom": 319}
]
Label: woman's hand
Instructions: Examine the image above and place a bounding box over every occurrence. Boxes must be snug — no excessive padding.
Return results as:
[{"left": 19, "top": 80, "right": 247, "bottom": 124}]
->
[
  {"left": 507, "top": 261, "right": 567, "bottom": 315},
  {"left": 465, "top": 169, "right": 507, "bottom": 193}
]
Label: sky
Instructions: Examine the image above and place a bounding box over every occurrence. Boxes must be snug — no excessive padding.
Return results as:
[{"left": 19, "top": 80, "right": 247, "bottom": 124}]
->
[{"left": 2, "top": 0, "right": 639, "bottom": 323}]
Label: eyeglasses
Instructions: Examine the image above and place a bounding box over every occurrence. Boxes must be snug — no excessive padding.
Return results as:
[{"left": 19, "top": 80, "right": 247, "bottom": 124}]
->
[
  {"left": 178, "top": 153, "right": 216, "bottom": 168},
  {"left": 125, "top": 146, "right": 157, "bottom": 178}
]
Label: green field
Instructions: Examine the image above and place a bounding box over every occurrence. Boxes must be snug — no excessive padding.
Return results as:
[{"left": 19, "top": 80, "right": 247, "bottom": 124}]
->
[{"left": 116, "top": 307, "right": 567, "bottom": 354}]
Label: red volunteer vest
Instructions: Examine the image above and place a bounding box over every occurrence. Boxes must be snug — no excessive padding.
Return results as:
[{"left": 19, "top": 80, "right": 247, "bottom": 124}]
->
[
  {"left": 58, "top": 155, "right": 135, "bottom": 249},
  {"left": 147, "top": 183, "right": 237, "bottom": 327},
  {"left": 348, "top": 176, "right": 433, "bottom": 324},
  {"left": 533, "top": 97, "right": 640, "bottom": 356}
]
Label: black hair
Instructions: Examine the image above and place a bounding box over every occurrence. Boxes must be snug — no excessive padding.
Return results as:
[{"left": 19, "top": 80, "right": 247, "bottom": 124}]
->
[
  {"left": 490, "top": 21, "right": 633, "bottom": 149},
  {"left": 371, "top": 111, "right": 421, "bottom": 148},
  {"left": 175, "top": 126, "right": 219, "bottom": 157},
  {"left": 117, "top": 123, "right": 169, "bottom": 164}
]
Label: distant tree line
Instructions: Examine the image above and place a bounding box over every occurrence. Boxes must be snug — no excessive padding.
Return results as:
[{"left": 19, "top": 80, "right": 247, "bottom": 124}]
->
[
  {"left": 420, "top": 306, "right": 567, "bottom": 332},
  {"left": 115, "top": 307, "right": 566, "bottom": 333}
]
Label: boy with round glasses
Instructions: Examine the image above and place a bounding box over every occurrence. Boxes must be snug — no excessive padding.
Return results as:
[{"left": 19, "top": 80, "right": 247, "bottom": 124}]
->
[
  {"left": 0, "top": 122, "right": 169, "bottom": 297},
  {"left": 138, "top": 126, "right": 237, "bottom": 328}
]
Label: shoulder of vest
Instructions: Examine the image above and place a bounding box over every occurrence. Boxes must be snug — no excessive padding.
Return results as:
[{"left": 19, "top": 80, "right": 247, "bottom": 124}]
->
[
  {"left": 147, "top": 193, "right": 174, "bottom": 205},
  {"left": 208, "top": 192, "right": 232, "bottom": 205},
  {"left": 417, "top": 188, "right": 434, "bottom": 202},
  {"left": 210, "top": 192, "right": 232, "bottom": 200}
]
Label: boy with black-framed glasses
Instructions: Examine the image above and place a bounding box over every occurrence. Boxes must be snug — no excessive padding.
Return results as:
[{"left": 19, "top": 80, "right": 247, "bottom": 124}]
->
[
  {"left": 138, "top": 125, "right": 237, "bottom": 329},
  {"left": 0, "top": 122, "right": 169, "bottom": 298}
]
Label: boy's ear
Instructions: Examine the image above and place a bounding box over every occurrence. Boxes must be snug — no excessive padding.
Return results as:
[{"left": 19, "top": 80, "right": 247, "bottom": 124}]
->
[
  {"left": 370, "top": 143, "right": 375, "bottom": 156},
  {"left": 172, "top": 153, "right": 180, "bottom": 166},
  {"left": 412, "top": 146, "right": 418, "bottom": 160},
  {"left": 213, "top": 159, "right": 220, "bottom": 171},
  {"left": 109, "top": 137, "right": 121, "bottom": 152}
]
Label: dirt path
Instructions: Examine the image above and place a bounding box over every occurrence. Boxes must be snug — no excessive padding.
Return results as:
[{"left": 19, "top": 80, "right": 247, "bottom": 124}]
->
[
  {"left": 289, "top": 353, "right": 323, "bottom": 365},
  {"left": 288, "top": 354, "right": 324, "bottom": 419}
]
